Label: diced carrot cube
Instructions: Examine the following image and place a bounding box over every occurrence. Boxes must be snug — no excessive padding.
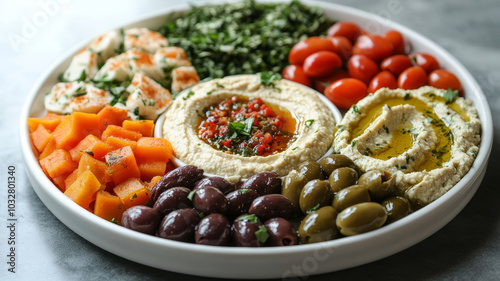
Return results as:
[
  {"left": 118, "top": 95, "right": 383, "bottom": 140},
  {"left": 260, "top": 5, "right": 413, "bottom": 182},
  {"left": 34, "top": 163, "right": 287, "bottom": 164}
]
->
[
  {"left": 101, "top": 125, "right": 142, "bottom": 142},
  {"left": 39, "top": 149, "right": 77, "bottom": 179},
  {"left": 27, "top": 112, "right": 64, "bottom": 133},
  {"left": 64, "top": 170, "right": 101, "bottom": 208},
  {"left": 78, "top": 153, "right": 110, "bottom": 187},
  {"left": 113, "top": 178, "right": 150, "bottom": 209},
  {"left": 69, "top": 134, "right": 112, "bottom": 162},
  {"left": 134, "top": 137, "right": 173, "bottom": 162},
  {"left": 137, "top": 160, "right": 167, "bottom": 181},
  {"left": 52, "top": 112, "right": 100, "bottom": 150},
  {"left": 97, "top": 105, "right": 130, "bottom": 132},
  {"left": 39, "top": 138, "right": 57, "bottom": 160},
  {"left": 105, "top": 146, "right": 141, "bottom": 185},
  {"left": 64, "top": 169, "right": 79, "bottom": 191},
  {"left": 105, "top": 136, "right": 138, "bottom": 151},
  {"left": 31, "top": 124, "right": 55, "bottom": 153},
  {"left": 94, "top": 191, "right": 125, "bottom": 225},
  {"left": 122, "top": 120, "right": 155, "bottom": 137}
]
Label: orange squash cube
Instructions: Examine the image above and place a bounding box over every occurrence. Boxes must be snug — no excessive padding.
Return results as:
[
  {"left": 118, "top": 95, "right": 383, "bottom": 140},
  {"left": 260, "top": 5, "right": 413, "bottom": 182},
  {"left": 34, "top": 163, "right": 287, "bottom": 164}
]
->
[
  {"left": 64, "top": 170, "right": 102, "bottom": 208},
  {"left": 105, "top": 146, "right": 141, "bottom": 185},
  {"left": 52, "top": 112, "right": 100, "bottom": 150},
  {"left": 105, "top": 136, "right": 138, "bottom": 151},
  {"left": 134, "top": 137, "right": 173, "bottom": 162},
  {"left": 97, "top": 105, "right": 130, "bottom": 132},
  {"left": 94, "top": 191, "right": 125, "bottom": 224},
  {"left": 113, "top": 178, "right": 150, "bottom": 209},
  {"left": 39, "top": 138, "right": 57, "bottom": 160},
  {"left": 101, "top": 125, "right": 142, "bottom": 142},
  {"left": 69, "top": 134, "right": 112, "bottom": 162},
  {"left": 122, "top": 120, "right": 155, "bottom": 137},
  {"left": 39, "top": 149, "right": 77, "bottom": 179},
  {"left": 137, "top": 160, "right": 167, "bottom": 181},
  {"left": 31, "top": 124, "right": 55, "bottom": 153},
  {"left": 27, "top": 112, "right": 64, "bottom": 133},
  {"left": 78, "top": 153, "right": 111, "bottom": 187}
]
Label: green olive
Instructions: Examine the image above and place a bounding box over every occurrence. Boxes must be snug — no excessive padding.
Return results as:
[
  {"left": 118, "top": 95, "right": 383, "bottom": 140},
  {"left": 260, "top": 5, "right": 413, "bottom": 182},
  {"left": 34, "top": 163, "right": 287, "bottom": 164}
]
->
[
  {"left": 319, "top": 154, "right": 357, "bottom": 176},
  {"left": 382, "top": 196, "right": 412, "bottom": 224},
  {"left": 298, "top": 161, "right": 325, "bottom": 182},
  {"left": 299, "top": 206, "right": 338, "bottom": 244},
  {"left": 328, "top": 167, "right": 358, "bottom": 193},
  {"left": 282, "top": 170, "right": 308, "bottom": 214},
  {"left": 358, "top": 170, "right": 396, "bottom": 201},
  {"left": 332, "top": 185, "right": 370, "bottom": 211},
  {"left": 299, "top": 180, "right": 333, "bottom": 214},
  {"left": 336, "top": 202, "right": 387, "bottom": 236}
]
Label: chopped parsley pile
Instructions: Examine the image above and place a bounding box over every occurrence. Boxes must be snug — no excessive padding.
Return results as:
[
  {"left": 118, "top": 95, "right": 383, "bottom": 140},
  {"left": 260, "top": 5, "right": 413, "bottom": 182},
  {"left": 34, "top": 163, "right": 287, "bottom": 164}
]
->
[{"left": 158, "top": 0, "right": 333, "bottom": 79}]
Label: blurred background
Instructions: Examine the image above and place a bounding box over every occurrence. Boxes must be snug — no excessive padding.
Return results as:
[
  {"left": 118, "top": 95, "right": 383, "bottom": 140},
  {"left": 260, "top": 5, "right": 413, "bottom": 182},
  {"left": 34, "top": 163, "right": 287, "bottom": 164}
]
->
[{"left": 0, "top": 0, "right": 499, "bottom": 280}]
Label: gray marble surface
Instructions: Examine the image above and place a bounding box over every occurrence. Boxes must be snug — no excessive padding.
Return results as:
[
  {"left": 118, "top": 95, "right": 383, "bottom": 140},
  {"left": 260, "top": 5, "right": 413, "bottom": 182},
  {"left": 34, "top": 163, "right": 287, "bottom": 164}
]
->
[{"left": 1, "top": 0, "right": 499, "bottom": 280}]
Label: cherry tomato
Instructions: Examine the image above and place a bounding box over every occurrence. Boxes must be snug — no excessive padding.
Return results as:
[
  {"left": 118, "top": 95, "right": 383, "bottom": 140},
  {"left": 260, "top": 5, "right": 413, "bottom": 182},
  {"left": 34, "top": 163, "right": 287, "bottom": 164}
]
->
[
  {"left": 348, "top": 55, "right": 379, "bottom": 84},
  {"left": 397, "top": 66, "right": 427, "bottom": 90},
  {"left": 326, "top": 36, "right": 352, "bottom": 61},
  {"left": 288, "top": 37, "right": 335, "bottom": 65},
  {"left": 428, "top": 69, "right": 462, "bottom": 92},
  {"left": 409, "top": 53, "right": 440, "bottom": 73},
  {"left": 303, "top": 51, "right": 342, "bottom": 77},
  {"left": 352, "top": 34, "right": 394, "bottom": 62},
  {"left": 380, "top": 54, "right": 413, "bottom": 76},
  {"left": 327, "top": 21, "right": 362, "bottom": 43},
  {"left": 383, "top": 30, "right": 405, "bottom": 54},
  {"left": 281, "top": 65, "right": 312, "bottom": 87},
  {"left": 368, "top": 71, "right": 397, "bottom": 93},
  {"left": 313, "top": 69, "right": 350, "bottom": 93},
  {"left": 325, "top": 78, "right": 368, "bottom": 109}
]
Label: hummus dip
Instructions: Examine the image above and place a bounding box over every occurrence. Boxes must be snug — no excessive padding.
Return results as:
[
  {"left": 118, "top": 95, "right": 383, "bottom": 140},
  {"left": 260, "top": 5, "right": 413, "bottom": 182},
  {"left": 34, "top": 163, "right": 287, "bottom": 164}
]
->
[
  {"left": 333, "top": 86, "right": 481, "bottom": 206},
  {"left": 163, "top": 75, "right": 336, "bottom": 183}
]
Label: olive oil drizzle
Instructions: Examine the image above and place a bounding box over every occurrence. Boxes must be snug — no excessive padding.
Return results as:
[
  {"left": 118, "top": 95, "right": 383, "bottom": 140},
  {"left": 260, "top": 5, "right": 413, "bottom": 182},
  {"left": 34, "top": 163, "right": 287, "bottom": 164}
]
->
[{"left": 348, "top": 96, "right": 455, "bottom": 172}]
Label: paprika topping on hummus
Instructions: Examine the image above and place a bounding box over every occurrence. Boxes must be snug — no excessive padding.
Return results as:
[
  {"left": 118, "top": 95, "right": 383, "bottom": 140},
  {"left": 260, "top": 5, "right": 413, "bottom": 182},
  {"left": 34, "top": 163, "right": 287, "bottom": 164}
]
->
[
  {"left": 162, "top": 75, "right": 336, "bottom": 183},
  {"left": 334, "top": 86, "right": 481, "bottom": 206}
]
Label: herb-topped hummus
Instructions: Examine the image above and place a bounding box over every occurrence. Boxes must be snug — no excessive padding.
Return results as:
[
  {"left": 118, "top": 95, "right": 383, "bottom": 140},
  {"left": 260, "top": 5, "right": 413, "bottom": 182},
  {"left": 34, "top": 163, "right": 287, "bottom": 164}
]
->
[
  {"left": 334, "top": 86, "right": 481, "bottom": 206},
  {"left": 163, "top": 74, "right": 336, "bottom": 183}
]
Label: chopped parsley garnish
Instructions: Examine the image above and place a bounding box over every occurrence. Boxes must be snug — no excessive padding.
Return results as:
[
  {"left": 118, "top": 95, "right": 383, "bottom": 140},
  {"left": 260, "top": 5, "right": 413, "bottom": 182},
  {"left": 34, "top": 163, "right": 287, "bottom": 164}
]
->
[
  {"left": 259, "top": 71, "right": 282, "bottom": 89},
  {"left": 132, "top": 193, "right": 138, "bottom": 199},
  {"left": 158, "top": 0, "right": 333, "bottom": 79},
  {"left": 188, "top": 190, "right": 197, "bottom": 200},
  {"left": 182, "top": 90, "right": 195, "bottom": 100},
  {"left": 237, "top": 214, "right": 259, "bottom": 223},
  {"left": 110, "top": 218, "right": 118, "bottom": 224},
  {"left": 444, "top": 88, "right": 459, "bottom": 104},
  {"left": 240, "top": 189, "right": 251, "bottom": 194},
  {"left": 404, "top": 92, "right": 411, "bottom": 100},
  {"left": 76, "top": 70, "right": 87, "bottom": 82},
  {"left": 57, "top": 72, "right": 68, "bottom": 82},
  {"left": 305, "top": 119, "right": 315, "bottom": 127},
  {"left": 352, "top": 105, "right": 360, "bottom": 114},
  {"left": 199, "top": 212, "right": 206, "bottom": 219},
  {"left": 83, "top": 151, "right": 94, "bottom": 157},
  {"left": 351, "top": 140, "right": 358, "bottom": 147},
  {"left": 216, "top": 82, "right": 225, "bottom": 88},
  {"left": 292, "top": 147, "right": 298, "bottom": 150},
  {"left": 255, "top": 225, "right": 269, "bottom": 243},
  {"left": 383, "top": 125, "right": 389, "bottom": 134},
  {"left": 306, "top": 203, "right": 320, "bottom": 214},
  {"left": 72, "top": 91, "right": 87, "bottom": 98}
]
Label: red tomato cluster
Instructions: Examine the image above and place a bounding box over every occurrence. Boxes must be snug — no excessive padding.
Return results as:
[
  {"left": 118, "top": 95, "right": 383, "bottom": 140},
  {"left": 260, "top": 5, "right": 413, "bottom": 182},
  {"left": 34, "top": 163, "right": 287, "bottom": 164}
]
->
[{"left": 283, "top": 21, "right": 463, "bottom": 109}]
